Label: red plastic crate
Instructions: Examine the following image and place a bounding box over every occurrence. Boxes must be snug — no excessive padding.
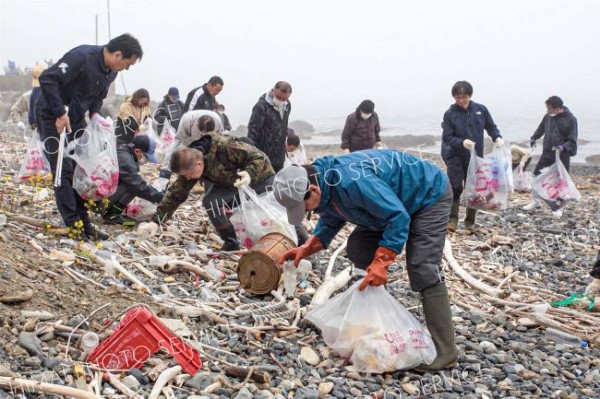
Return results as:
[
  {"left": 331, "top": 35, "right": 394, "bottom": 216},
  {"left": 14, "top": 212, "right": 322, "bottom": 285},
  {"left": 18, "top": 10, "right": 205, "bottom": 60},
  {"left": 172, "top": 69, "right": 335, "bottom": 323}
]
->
[{"left": 88, "top": 307, "right": 201, "bottom": 375}]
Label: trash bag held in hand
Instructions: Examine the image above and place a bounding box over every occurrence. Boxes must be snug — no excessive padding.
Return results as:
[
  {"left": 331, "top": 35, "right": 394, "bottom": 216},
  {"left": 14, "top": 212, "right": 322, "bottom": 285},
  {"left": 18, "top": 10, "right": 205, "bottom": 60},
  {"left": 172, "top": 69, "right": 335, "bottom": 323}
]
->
[
  {"left": 160, "top": 119, "right": 176, "bottom": 152},
  {"left": 230, "top": 186, "right": 298, "bottom": 249},
  {"left": 490, "top": 142, "right": 513, "bottom": 193},
  {"left": 68, "top": 118, "right": 119, "bottom": 200},
  {"left": 124, "top": 178, "right": 169, "bottom": 221},
  {"left": 464, "top": 147, "right": 509, "bottom": 211},
  {"left": 305, "top": 281, "right": 436, "bottom": 373},
  {"left": 513, "top": 167, "right": 532, "bottom": 193},
  {"left": 532, "top": 149, "right": 581, "bottom": 211},
  {"left": 17, "top": 131, "right": 51, "bottom": 183}
]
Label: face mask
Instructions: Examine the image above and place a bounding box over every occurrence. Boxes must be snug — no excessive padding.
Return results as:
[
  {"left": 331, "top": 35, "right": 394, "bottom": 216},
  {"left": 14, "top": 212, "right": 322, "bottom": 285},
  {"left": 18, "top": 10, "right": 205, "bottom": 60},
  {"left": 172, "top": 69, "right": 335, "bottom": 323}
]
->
[
  {"left": 361, "top": 113, "right": 372, "bottom": 120},
  {"left": 272, "top": 97, "right": 286, "bottom": 107},
  {"left": 138, "top": 155, "right": 149, "bottom": 165},
  {"left": 548, "top": 113, "right": 557, "bottom": 117}
]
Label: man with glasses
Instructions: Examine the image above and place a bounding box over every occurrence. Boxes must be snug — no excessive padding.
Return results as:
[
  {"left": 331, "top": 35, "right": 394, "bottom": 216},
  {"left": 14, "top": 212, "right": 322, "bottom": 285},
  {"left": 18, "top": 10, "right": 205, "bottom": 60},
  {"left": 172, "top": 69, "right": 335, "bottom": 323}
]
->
[{"left": 441, "top": 81, "right": 504, "bottom": 233}]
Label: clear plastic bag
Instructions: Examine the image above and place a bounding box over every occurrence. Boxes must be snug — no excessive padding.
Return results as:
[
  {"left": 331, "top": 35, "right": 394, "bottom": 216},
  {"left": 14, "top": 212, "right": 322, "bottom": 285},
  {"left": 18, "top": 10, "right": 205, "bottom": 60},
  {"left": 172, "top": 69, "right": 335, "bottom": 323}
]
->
[
  {"left": 17, "top": 131, "right": 51, "bottom": 183},
  {"left": 124, "top": 177, "right": 169, "bottom": 221},
  {"left": 513, "top": 167, "right": 532, "bottom": 193},
  {"left": 305, "top": 281, "right": 437, "bottom": 373},
  {"left": 532, "top": 149, "right": 580, "bottom": 211},
  {"left": 464, "top": 147, "right": 509, "bottom": 211},
  {"left": 160, "top": 119, "right": 176, "bottom": 154},
  {"left": 230, "top": 186, "right": 298, "bottom": 248},
  {"left": 68, "top": 119, "right": 119, "bottom": 200},
  {"left": 490, "top": 143, "right": 513, "bottom": 193}
]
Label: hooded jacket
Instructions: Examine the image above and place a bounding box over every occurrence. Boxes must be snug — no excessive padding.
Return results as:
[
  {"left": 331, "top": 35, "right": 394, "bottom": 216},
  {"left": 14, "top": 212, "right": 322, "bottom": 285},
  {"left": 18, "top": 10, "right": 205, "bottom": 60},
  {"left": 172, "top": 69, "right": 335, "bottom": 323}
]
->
[
  {"left": 311, "top": 149, "right": 448, "bottom": 254},
  {"left": 341, "top": 111, "right": 381, "bottom": 152},
  {"left": 441, "top": 101, "right": 501, "bottom": 159},
  {"left": 247, "top": 92, "right": 291, "bottom": 172},
  {"left": 531, "top": 107, "right": 578, "bottom": 156},
  {"left": 37, "top": 45, "right": 116, "bottom": 125},
  {"left": 116, "top": 143, "right": 164, "bottom": 203}
]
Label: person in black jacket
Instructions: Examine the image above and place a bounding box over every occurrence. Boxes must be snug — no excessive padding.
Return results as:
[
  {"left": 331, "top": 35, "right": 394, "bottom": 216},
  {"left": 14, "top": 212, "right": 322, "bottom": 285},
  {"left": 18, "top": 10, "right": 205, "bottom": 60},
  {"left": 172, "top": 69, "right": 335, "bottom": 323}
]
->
[
  {"left": 216, "top": 103, "right": 232, "bottom": 131},
  {"left": 183, "top": 76, "right": 223, "bottom": 113},
  {"left": 104, "top": 135, "right": 164, "bottom": 224},
  {"left": 28, "top": 63, "right": 48, "bottom": 129},
  {"left": 247, "top": 81, "right": 292, "bottom": 172},
  {"left": 36, "top": 33, "right": 143, "bottom": 240},
  {"left": 441, "top": 81, "right": 503, "bottom": 233},
  {"left": 154, "top": 87, "right": 184, "bottom": 135},
  {"left": 522, "top": 96, "right": 578, "bottom": 218}
]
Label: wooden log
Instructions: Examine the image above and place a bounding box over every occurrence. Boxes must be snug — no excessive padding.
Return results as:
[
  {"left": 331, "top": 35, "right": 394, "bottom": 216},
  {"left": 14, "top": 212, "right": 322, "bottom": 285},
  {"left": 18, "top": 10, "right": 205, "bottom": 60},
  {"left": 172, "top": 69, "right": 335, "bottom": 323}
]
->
[
  {"left": 160, "top": 260, "right": 212, "bottom": 281},
  {"left": 444, "top": 239, "right": 508, "bottom": 298},
  {"left": 104, "top": 373, "right": 144, "bottom": 399},
  {"left": 225, "top": 366, "right": 271, "bottom": 384},
  {"left": 148, "top": 366, "right": 181, "bottom": 399},
  {"left": 0, "top": 376, "right": 100, "bottom": 399}
]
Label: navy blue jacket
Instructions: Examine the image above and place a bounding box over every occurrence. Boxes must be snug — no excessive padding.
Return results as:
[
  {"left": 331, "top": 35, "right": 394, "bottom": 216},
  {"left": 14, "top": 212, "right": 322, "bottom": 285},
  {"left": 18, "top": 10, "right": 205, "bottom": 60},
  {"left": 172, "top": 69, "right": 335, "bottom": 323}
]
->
[
  {"left": 28, "top": 87, "right": 41, "bottom": 125},
  {"left": 531, "top": 107, "right": 578, "bottom": 157},
  {"left": 37, "top": 45, "right": 117, "bottom": 125},
  {"left": 312, "top": 150, "right": 448, "bottom": 254},
  {"left": 441, "top": 101, "right": 501, "bottom": 159}
]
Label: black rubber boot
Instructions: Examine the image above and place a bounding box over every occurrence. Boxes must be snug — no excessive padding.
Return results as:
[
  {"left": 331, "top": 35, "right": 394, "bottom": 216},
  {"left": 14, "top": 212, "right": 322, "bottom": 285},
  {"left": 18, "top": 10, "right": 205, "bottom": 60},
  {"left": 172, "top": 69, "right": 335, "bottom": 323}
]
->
[
  {"left": 217, "top": 224, "right": 240, "bottom": 251},
  {"left": 448, "top": 201, "right": 460, "bottom": 233},
  {"left": 103, "top": 204, "right": 135, "bottom": 226},
  {"left": 415, "top": 283, "right": 458, "bottom": 371},
  {"left": 83, "top": 223, "right": 109, "bottom": 241},
  {"left": 464, "top": 208, "right": 477, "bottom": 233}
]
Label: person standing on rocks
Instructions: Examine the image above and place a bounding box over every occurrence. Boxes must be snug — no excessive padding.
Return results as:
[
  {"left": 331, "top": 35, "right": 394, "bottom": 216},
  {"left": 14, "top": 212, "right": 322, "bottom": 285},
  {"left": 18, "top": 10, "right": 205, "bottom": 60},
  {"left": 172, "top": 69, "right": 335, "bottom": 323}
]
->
[
  {"left": 36, "top": 33, "right": 143, "bottom": 241},
  {"left": 273, "top": 152, "right": 457, "bottom": 371},
  {"left": 340, "top": 99, "right": 382, "bottom": 153},
  {"left": 247, "top": 81, "right": 293, "bottom": 173},
  {"left": 183, "top": 76, "right": 223, "bottom": 113},
  {"left": 522, "top": 96, "right": 578, "bottom": 218},
  {"left": 154, "top": 87, "right": 185, "bottom": 135},
  {"left": 441, "top": 81, "right": 504, "bottom": 233}
]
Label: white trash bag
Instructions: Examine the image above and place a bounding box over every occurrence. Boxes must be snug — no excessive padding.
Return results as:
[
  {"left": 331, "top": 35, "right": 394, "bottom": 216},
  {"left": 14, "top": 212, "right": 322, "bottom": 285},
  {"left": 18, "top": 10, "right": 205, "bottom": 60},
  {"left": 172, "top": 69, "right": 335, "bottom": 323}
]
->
[
  {"left": 532, "top": 149, "right": 581, "bottom": 211},
  {"left": 123, "top": 178, "right": 169, "bottom": 221},
  {"left": 305, "top": 281, "right": 437, "bottom": 373},
  {"left": 17, "top": 131, "right": 51, "bottom": 183}
]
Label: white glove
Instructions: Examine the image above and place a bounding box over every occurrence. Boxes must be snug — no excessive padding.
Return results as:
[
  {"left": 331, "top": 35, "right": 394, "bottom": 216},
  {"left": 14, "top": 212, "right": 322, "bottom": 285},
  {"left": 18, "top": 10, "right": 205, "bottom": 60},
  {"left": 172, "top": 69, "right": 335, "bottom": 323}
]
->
[
  {"left": 137, "top": 221, "right": 159, "bottom": 237},
  {"left": 374, "top": 142, "right": 383, "bottom": 149},
  {"left": 233, "top": 171, "right": 251, "bottom": 188},
  {"left": 342, "top": 148, "right": 350, "bottom": 154},
  {"left": 462, "top": 139, "right": 475, "bottom": 150},
  {"left": 494, "top": 138, "right": 505, "bottom": 148},
  {"left": 91, "top": 113, "right": 111, "bottom": 130},
  {"left": 585, "top": 278, "right": 600, "bottom": 298},
  {"left": 16, "top": 121, "right": 26, "bottom": 131}
]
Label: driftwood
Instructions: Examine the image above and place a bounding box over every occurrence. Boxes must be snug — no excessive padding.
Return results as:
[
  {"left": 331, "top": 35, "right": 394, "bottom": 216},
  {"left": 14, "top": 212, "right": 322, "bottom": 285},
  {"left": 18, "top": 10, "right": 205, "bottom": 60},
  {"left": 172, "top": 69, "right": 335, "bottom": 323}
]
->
[
  {"left": 148, "top": 366, "right": 181, "bottom": 399},
  {"left": 159, "top": 260, "right": 212, "bottom": 281},
  {"left": 4, "top": 212, "right": 68, "bottom": 235},
  {"left": 444, "top": 239, "right": 508, "bottom": 298},
  {"left": 0, "top": 288, "right": 33, "bottom": 303},
  {"left": 225, "top": 366, "right": 271, "bottom": 384},
  {"left": 104, "top": 373, "right": 144, "bottom": 399},
  {"left": 0, "top": 376, "right": 100, "bottom": 399}
]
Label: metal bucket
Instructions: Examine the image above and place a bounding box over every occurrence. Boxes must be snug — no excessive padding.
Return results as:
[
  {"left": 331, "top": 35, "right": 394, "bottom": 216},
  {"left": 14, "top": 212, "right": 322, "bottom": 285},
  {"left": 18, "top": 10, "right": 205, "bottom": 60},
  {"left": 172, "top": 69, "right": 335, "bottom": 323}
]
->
[{"left": 237, "top": 232, "right": 296, "bottom": 295}]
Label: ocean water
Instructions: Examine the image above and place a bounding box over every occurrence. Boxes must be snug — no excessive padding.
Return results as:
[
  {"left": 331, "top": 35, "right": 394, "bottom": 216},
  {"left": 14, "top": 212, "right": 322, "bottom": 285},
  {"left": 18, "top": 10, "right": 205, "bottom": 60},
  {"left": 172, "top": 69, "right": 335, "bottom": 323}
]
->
[{"left": 304, "top": 112, "right": 600, "bottom": 163}]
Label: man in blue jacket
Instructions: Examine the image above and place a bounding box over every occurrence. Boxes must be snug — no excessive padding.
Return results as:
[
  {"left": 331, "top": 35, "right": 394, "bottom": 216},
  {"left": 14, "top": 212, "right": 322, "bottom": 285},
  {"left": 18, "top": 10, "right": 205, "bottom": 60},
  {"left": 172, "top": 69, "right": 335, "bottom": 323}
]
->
[
  {"left": 274, "top": 150, "right": 457, "bottom": 371},
  {"left": 36, "top": 34, "right": 143, "bottom": 240},
  {"left": 441, "top": 81, "right": 504, "bottom": 232}
]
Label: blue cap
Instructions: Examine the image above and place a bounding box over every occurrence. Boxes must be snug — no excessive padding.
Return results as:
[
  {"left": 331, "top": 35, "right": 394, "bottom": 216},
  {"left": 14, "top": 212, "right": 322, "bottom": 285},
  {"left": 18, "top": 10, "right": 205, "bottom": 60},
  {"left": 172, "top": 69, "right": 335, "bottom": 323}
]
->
[
  {"left": 132, "top": 134, "right": 158, "bottom": 164},
  {"left": 168, "top": 87, "right": 180, "bottom": 100}
]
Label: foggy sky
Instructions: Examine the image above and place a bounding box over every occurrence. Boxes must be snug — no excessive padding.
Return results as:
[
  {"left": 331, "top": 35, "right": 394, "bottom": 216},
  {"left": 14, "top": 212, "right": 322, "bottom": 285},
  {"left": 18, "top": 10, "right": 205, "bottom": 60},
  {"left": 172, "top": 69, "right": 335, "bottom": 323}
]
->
[{"left": 1, "top": 0, "right": 599, "bottom": 131}]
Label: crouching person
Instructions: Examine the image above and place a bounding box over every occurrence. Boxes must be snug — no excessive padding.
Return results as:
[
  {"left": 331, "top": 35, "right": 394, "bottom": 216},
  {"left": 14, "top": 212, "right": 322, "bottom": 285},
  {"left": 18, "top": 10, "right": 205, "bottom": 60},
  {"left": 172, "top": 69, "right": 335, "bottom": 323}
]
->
[
  {"left": 274, "top": 150, "right": 457, "bottom": 371},
  {"left": 103, "top": 135, "right": 164, "bottom": 224}
]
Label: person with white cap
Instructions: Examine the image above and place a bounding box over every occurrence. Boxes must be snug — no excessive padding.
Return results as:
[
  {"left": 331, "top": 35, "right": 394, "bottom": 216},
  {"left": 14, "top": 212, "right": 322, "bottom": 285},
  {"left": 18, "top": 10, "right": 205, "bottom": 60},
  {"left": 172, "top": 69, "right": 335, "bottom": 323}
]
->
[
  {"left": 273, "top": 150, "right": 457, "bottom": 371},
  {"left": 103, "top": 135, "right": 164, "bottom": 224}
]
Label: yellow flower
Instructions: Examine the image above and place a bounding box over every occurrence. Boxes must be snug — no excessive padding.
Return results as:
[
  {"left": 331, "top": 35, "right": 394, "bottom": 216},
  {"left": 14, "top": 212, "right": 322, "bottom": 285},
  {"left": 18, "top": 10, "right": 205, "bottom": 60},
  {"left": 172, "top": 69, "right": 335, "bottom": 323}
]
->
[{"left": 96, "top": 242, "right": 104, "bottom": 249}]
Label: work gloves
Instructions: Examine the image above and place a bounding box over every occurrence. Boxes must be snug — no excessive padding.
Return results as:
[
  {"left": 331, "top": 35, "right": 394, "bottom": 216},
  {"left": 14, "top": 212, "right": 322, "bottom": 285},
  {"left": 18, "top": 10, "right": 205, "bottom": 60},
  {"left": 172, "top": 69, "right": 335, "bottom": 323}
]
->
[
  {"left": 91, "top": 113, "right": 111, "bottom": 130},
  {"left": 233, "top": 171, "right": 251, "bottom": 188},
  {"left": 462, "top": 139, "right": 475, "bottom": 150},
  {"left": 494, "top": 138, "right": 504, "bottom": 148},
  {"left": 358, "top": 247, "right": 397, "bottom": 291},
  {"left": 374, "top": 142, "right": 383, "bottom": 149},
  {"left": 342, "top": 148, "right": 350, "bottom": 154},
  {"left": 530, "top": 138, "right": 537, "bottom": 149},
  {"left": 278, "top": 235, "right": 323, "bottom": 266},
  {"left": 554, "top": 145, "right": 565, "bottom": 153}
]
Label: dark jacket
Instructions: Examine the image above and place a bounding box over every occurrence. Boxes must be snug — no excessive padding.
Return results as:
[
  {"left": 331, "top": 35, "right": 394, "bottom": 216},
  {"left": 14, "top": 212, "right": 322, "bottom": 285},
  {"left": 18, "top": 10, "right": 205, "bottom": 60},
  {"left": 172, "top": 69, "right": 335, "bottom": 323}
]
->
[
  {"left": 155, "top": 96, "right": 185, "bottom": 134},
  {"left": 183, "top": 84, "right": 217, "bottom": 113},
  {"left": 441, "top": 101, "right": 501, "bottom": 159},
  {"left": 28, "top": 87, "right": 41, "bottom": 125},
  {"left": 116, "top": 144, "right": 164, "bottom": 204},
  {"left": 220, "top": 112, "right": 232, "bottom": 131},
  {"left": 37, "top": 45, "right": 117, "bottom": 125},
  {"left": 341, "top": 112, "right": 381, "bottom": 152},
  {"left": 247, "top": 93, "right": 291, "bottom": 172},
  {"left": 312, "top": 150, "right": 448, "bottom": 254},
  {"left": 531, "top": 107, "right": 578, "bottom": 156},
  {"left": 189, "top": 132, "right": 274, "bottom": 186}
]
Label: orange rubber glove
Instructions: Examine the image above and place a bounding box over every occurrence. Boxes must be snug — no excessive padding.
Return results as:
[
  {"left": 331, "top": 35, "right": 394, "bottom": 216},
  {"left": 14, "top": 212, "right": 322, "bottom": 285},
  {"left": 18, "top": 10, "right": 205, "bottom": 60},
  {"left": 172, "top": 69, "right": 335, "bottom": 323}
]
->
[
  {"left": 278, "top": 235, "right": 323, "bottom": 266},
  {"left": 359, "top": 247, "right": 397, "bottom": 291}
]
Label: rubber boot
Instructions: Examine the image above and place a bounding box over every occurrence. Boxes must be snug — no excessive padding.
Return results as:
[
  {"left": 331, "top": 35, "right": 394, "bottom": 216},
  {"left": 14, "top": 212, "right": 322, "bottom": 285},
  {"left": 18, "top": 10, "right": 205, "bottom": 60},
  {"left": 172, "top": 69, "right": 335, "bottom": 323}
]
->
[
  {"left": 447, "top": 201, "right": 460, "bottom": 233},
  {"left": 464, "top": 208, "right": 477, "bottom": 233},
  {"left": 217, "top": 224, "right": 240, "bottom": 251},
  {"left": 415, "top": 282, "right": 458, "bottom": 371}
]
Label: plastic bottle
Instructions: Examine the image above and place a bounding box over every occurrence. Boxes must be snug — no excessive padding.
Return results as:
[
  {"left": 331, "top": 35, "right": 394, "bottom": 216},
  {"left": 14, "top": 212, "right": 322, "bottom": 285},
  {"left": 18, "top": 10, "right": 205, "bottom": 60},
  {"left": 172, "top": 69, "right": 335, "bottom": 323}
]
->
[
  {"left": 544, "top": 328, "right": 583, "bottom": 347},
  {"left": 148, "top": 255, "right": 171, "bottom": 267},
  {"left": 283, "top": 261, "right": 297, "bottom": 297},
  {"left": 205, "top": 261, "right": 226, "bottom": 281},
  {"left": 296, "top": 259, "right": 312, "bottom": 282},
  {"left": 80, "top": 332, "right": 100, "bottom": 353}
]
